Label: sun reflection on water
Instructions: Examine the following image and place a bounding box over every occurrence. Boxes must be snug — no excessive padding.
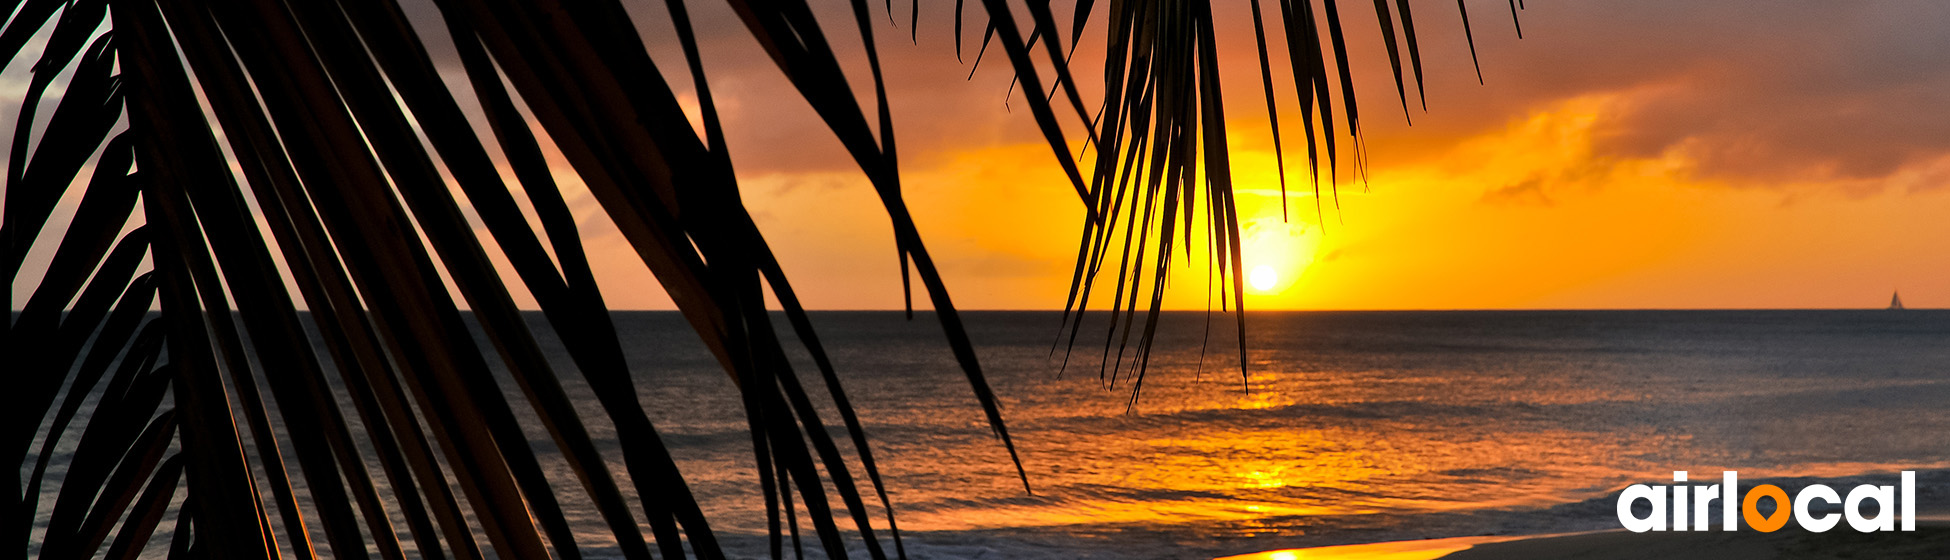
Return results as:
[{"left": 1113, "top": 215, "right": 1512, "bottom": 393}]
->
[{"left": 590, "top": 310, "right": 1950, "bottom": 556}]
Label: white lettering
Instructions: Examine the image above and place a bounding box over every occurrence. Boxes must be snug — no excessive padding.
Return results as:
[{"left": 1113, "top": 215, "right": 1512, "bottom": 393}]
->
[
  {"left": 1618, "top": 484, "right": 1667, "bottom": 533},
  {"left": 1794, "top": 484, "right": 1840, "bottom": 532}
]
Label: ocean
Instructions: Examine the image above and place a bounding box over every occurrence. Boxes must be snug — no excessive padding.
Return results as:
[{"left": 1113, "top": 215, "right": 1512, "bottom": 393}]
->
[
  {"left": 29, "top": 310, "right": 1950, "bottom": 558},
  {"left": 569, "top": 310, "right": 1950, "bottom": 559}
]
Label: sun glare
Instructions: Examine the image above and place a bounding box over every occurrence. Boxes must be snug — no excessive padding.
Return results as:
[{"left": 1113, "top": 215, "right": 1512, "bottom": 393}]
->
[
  {"left": 1249, "top": 265, "right": 1279, "bottom": 292},
  {"left": 1232, "top": 215, "right": 1318, "bottom": 302}
]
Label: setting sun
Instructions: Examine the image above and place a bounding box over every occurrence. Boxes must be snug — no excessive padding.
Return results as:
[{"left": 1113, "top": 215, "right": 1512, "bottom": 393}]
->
[
  {"left": 1250, "top": 265, "right": 1280, "bottom": 292},
  {"left": 1229, "top": 216, "right": 1318, "bottom": 302}
]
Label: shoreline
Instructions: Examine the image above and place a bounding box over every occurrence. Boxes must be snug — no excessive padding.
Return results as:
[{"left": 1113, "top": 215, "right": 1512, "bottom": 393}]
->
[
  {"left": 1214, "top": 533, "right": 1574, "bottom": 560},
  {"left": 1223, "top": 523, "right": 1950, "bottom": 560}
]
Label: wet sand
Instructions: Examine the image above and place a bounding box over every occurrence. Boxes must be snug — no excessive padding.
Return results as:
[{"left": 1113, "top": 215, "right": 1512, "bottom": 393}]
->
[
  {"left": 1222, "top": 523, "right": 1950, "bottom": 560},
  {"left": 1442, "top": 525, "right": 1950, "bottom": 559}
]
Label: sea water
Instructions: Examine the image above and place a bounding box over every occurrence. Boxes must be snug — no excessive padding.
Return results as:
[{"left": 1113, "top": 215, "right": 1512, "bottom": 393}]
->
[
  {"left": 555, "top": 310, "right": 1950, "bottom": 559},
  {"left": 27, "top": 310, "right": 1950, "bottom": 558}
]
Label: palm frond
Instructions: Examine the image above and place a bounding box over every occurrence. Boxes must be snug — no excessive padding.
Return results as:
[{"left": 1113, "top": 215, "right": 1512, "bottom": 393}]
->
[
  {"left": 955, "top": 0, "right": 1518, "bottom": 402},
  {"left": 9, "top": 0, "right": 1519, "bottom": 558}
]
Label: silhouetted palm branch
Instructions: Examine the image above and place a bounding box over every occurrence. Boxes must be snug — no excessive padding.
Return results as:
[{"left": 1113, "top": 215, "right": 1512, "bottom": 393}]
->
[
  {"left": 8, "top": 0, "right": 1516, "bottom": 558},
  {"left": 977, "top": 0, "right": 1518, "bottom": 402}
]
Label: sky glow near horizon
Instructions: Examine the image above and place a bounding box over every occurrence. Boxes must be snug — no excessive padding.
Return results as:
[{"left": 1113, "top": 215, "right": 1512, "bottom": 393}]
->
[
  {"left": 575, "top": 1, "right": 1948, "bottom": 310},
  {"left": 10, "top": 1, "right": 1950, "bottom": 311}
]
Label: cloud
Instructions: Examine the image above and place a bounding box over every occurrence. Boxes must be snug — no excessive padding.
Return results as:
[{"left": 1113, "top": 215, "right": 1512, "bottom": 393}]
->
[
  {"left": 1349, "top": 1, "right": 1950, "bottom": 196},
  {"left": 1480, "top": 178, "right": 1552, "bottom": 207},
  {"left": 383, "top": 1, "right": 1950, "bottom": 195}
]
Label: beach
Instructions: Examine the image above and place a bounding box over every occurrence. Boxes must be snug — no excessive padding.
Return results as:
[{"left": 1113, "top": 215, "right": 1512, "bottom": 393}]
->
[{"left": 1225, "top": 523, "right": 1950, "bottom": 559}]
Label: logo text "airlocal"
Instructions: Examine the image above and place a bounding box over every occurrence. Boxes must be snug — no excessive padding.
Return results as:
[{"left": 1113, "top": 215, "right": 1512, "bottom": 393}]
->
[{"left": 1616, "top": 471, "right": 1916, "bottom": 533}]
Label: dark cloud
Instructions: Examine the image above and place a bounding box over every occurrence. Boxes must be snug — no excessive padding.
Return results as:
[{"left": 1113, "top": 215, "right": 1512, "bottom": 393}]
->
[
  {"left": 392, "top": 1, "right": 1950, "bottom": 193},
  {"left": 1349, "top": 1, "right": 1950, "bottom": 194},
  {"left": 605, "top": 0, "right": 1041, "bottom": 177},
  {"left": 1481, "top": 178, "right": 1553, "bottom": 206}
]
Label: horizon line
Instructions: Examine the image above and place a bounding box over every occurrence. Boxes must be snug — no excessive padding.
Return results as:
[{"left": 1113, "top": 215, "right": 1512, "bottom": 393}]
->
[{"left": 17, "top": 307, "right": 1936, "bottom": 313}]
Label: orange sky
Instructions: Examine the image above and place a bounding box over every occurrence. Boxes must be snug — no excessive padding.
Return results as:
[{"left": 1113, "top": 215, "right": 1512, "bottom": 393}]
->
[
  {"left": 536, "top": 1, "right": 1946, "bottom": 310},
  {"left": 13, "top": 2, "right": 1945, "bottom": 311}
]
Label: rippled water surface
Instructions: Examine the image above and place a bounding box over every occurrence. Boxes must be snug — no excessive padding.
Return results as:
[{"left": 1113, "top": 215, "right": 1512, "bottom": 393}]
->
[
  {"left": 562, "top": 310, "right": 1950, "bottom": 558},
  {"left": 31, "top": 310, "right": 1950, "bottom": 558}
]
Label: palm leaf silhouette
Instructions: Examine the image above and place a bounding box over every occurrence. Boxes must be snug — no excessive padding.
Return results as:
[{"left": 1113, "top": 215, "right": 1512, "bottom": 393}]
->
[
  {"left": 8, "top": 0, "right": 1515, "bottom": 557},
  {"left": 1021, "top": 0, "right": 1515, "bottom": 402}
]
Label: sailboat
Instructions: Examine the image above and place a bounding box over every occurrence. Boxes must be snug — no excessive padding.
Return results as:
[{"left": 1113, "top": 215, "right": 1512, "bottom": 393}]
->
[{"left": 1889, "top": 290, "right": 1905, "bottom": 310}]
